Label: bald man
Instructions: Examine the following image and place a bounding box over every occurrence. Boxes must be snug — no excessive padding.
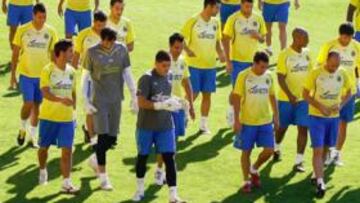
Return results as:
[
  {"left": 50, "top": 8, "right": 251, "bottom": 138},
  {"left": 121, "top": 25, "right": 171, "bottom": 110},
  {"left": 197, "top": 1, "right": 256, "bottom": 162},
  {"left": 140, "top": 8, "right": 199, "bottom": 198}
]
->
[{"left": 274, "top": 28, "right": 312, "bottom": 172}]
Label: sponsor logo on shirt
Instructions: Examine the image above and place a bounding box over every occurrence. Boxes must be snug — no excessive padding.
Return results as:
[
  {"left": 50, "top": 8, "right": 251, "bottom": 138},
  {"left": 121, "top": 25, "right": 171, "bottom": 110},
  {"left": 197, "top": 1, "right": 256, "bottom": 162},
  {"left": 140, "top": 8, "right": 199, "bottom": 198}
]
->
[
  {"left": 198, "top": 30, "right": 216, "bottom": 39},
  {"left": 152, "top": 92, "right": 170, "bottom": 102},
  {"left": 28, "top": 39, "right": 47, "bottom": 49},
  {"left": 248, "top": 85, "right": 269, "bottom": 94},
  {"left": 320, "top": 91, "right": 338, "bottom": 100},
  {"left": 291, "top": 63, "right": 308, "bottom": 73}
]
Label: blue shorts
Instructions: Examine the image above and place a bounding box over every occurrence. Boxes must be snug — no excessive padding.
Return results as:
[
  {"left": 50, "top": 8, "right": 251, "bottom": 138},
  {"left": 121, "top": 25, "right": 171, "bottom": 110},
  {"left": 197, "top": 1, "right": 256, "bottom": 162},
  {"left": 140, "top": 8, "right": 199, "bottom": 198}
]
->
[
  {"left": 309, "top": 116, "right": 339, "bottom": 148},
  {"left": 234, "top": 123, "right": 274, "bottom": 151},
  {"left": 64, "top": 8, "right": 92, "bottom": 35},
  {"left": 263, "top": 2, "right": 290, "bottom": 23},
  {"left": 172, "top": 110, "right": 186, "bottom": 137},
  {"left": 354, "top": 32, "right": 360, "bottom": 42},
  {"left": 19, "top": 75, "right": 42, "bottom": 103},
  {"left": 136, "top": 128, "right": 176, "bottom": 155},
  {"left": 39, "top": 120, "right": 75, "bottom": 148},
  {"left": 7, "top": 4, "right": 33, "bottom": 26},
  {"left": 340, "top": 96, "right": 355, "bottom": 122},
  {"left": 220, "top": 3, "right": 241, "bottom": 24},
  {"left": 278, "top": 101, "right": 309, "bottom": 128},
  {"left": 231, "top": 61, "right": 252, "bottom": 86},
  {"left": 189, "top": 67, "right": 217, "bottom": 94}
]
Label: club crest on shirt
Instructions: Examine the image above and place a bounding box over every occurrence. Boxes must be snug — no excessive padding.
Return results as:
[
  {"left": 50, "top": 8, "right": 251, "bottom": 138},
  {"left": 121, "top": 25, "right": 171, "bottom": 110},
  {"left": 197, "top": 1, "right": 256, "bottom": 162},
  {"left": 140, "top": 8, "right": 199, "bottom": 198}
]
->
[
  {"left": 213, "top": 25, "right": 217, "bottom": 31},
  {"left": 306, "top": 55, "right": 310, "bottom": 61},
  {"left": 337, "top": 76, "right": 342, "bottom": 82},
  {"left": 253, "top": 21, "right": 258, "bottom": 27},
  {"left": 123, "top": 26, "right": 128, "bottom": 32},
  {"left": 266, "top": 78, "right": 270, "bottom": 85},
  {"left": 44, "top": 33, "right": 49, "bottom": 39}
]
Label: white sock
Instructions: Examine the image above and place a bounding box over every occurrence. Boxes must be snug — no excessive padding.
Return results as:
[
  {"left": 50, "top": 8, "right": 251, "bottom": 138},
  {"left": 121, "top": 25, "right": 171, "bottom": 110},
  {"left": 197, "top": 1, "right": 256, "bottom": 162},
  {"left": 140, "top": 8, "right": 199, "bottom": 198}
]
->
[
  {"left": 28, "top": 125, "right": 37, "bottom": 139},
  {"left": 295, "top": 154, "right": 304, "bottom": 165},
  {"left": 156, "top": 166, "right": 163, "bottom": 172},
  {"left": 274, "top": 143, "right": 281, "bottom": 152},
  {"left": 317, "top": 178, "right": 325, "bottom": 186},
  {"left": 20, "top": 119, "right": 27, "bottom": 131},
  {"left": 63, "top": 178, "right": 71, "bottom": 186},
  {"left": 137, "top": 178, "right": 145, "bottom": 192},
  {"left": 90, "top": 137, "right": 97, "bottom": 146},
  {"left": 169, "top": 186, "right": 177, "bottom": 199},
  {"left": 99, "top": 173, "right": 107, "bottom": 182},
  {"left": 40, "top": 168, "right": 47, "bottom": 175},
  {"left": 250, "top": 165, "right": 258, "bottom": 174},
  {"left": 200, "top": 117, "right": 208, "bottom": 128}
]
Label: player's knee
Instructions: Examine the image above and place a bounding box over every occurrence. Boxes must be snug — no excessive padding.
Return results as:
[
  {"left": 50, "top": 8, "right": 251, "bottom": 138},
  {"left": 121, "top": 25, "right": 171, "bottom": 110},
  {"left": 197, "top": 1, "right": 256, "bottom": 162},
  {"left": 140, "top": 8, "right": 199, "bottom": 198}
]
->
[
  {"left": 263, "top": 148, "right": 274, "bottom": 156},
  {"left": 23, "top": 102, "right": 34, "bottom": 110},
  {"left": 279, "top": 23, "right": 287, "bottom": 32}
]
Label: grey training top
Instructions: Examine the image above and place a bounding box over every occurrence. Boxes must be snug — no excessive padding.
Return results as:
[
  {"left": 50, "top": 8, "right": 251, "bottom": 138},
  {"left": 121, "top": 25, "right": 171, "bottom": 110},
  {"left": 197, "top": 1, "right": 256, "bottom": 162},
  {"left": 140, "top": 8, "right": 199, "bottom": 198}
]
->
[
  {"left": 83, "top": 42, "right": 130, "bottom": 105},
  {"left": 136, "top": 69, "right": 174, "bottom": 131}
]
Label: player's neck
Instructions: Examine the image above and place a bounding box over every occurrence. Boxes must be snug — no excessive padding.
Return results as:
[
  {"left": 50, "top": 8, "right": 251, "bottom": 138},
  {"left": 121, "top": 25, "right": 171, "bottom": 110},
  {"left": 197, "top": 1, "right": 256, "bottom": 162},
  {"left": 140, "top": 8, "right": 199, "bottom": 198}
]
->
[
  {"left": 324, "top": 65, "right": 336, "bottom": 74},
  {"left": 291, "top": 44, "right": 302, "bottom": 53},
  {"left": 55, "top": 59, "right": 67, "bottom": 71},
  {"left": 110, "top": 14, "right": 122, "bottom": 23},
  {"left": 200, "top": 10, "right": 211, "bottom": 22},
  {"left": 32, "top": 22, "right": 44, "bottom": 31},
  {"left": 169, "top": 52, "right": 179, "bottom": 61},
  {"left": 241, "top": 11, "right": 251, "bottom": 18}
]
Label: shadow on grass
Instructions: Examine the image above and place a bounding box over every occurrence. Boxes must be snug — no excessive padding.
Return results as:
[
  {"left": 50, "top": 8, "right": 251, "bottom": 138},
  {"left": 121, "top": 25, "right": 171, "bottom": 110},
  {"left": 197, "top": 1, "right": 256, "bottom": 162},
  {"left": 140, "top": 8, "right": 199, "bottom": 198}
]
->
[
  {"left": 353, "top": 100, "right": 360, "bottom": 121},
  {"left": 0, "top": 146, "right": 28, "bottom": 171},
  {"left": 328, "top": 186, "right": 360, "bottom": 202},
  {"left": 119, "top": 184, "right": 162, "bottom": 203},
  {"left": 2, "top": 90, "right": 21, "bottom": 98},
  {"left": 213, "top": 160, "right": 337, "bottom": 203},
  {"left": 0, "top": 62, "right": 10, "bottom": 75},
  {"left": 122, "top": 128, "right": 233, "bottom": 172},
  {"left": 3, "top": 143, "right": 93, "bottom": 203}
]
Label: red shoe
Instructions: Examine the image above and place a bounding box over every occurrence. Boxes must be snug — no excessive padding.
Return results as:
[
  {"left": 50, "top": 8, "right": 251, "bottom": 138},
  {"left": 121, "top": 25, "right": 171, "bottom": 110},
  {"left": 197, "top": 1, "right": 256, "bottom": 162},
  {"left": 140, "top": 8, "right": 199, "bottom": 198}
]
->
[
  {"left": 242, "top": 182, "right": 252, "bottom": 193},
  {"left": 250, "top": 172, "right": 261, "bottom": 188}
]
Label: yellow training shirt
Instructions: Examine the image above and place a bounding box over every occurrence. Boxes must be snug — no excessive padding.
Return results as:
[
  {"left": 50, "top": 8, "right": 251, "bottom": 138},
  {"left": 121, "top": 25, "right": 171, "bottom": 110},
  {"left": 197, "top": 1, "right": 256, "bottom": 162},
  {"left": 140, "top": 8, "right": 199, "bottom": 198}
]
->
[
  {"left": 304, "top": 67, "right": 352, "bottom": 118},
  {"left": 317, "top": 38, "right": 360, "bottom": 94},
  {"left": 264, "top": 0, "right": 289, "bottom": 4},
  {"left": 223, "top": 11, "right": 267, "bottom": 62},
  {"left": 9, "top": 0, "right": 33, "bottom": 6},
  {"left": 233, "top": 68, "right": 275, "bottom": 126},
  {"left": 181, "top": 14, "right": 221, "bottom": 69},
  {"left": 74, "top": 27, "right": 100, "bottom": 58},
  {"left": 107, "top": 16, "right": 135, "bottom": 45},
  {"left": 39, "top": 63, "right": 76, "bottom": 122},
  {"left": 221, "top": 0, "right": 240, "bottom": 5},
  {"left": 13, "top": 22, "right": 58, "bottom": 78},
  {"left": 277, "top": 47, "right": 313, "bottom": 101},
  {"left": 66, "top": 0, "right": 91, "bottom": 12},
  {"left": 350, "top": 0, "right": 360, "bottom": 31},
  {"left": 170, "top": 55, "right": 190, "bottom": 98}
]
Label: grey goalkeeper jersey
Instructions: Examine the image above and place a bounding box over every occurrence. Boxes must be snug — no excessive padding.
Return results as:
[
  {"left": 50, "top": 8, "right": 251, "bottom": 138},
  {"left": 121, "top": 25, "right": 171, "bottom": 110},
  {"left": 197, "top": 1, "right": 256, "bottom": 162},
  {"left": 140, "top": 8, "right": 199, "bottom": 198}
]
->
[{"left": 83, "top": 43, "right": 130, "bottom": 105}]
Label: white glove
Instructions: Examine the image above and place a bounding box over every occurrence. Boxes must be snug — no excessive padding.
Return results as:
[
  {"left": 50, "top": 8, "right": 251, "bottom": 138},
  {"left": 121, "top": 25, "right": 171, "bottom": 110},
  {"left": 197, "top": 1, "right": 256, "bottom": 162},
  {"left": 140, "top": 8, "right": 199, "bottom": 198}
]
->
[
  {"left": 84, "top": 100, "right": 97, "bottom": 115},
  {"left": 357, "top": 80, "right": 360, "bottom": 98},
  {"left": 130, "top": 98, "right": 139, "bottom": 114},
  {"left": 154, "top": 97, "right": 182, "bottom": 112}
]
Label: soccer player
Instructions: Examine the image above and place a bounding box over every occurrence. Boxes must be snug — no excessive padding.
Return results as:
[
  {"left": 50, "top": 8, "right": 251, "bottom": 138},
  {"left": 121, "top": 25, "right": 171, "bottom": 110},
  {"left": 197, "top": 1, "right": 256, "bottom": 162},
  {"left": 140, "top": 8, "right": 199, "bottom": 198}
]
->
[
  {"left": 2, "top": 0, "right": 38, "bottom": 56},
  {"left": 347, "top": 0, "right": 360, "bottom": 41},
  {"left": 82, "top": 28, "right": 136, "bottom": 190},
  {"left": 258, "top": 0, "right": 300, "bottom": 55},
  {"left": 273, "top": 28, "right": 312, "bottom": 172},
  {"left": 303, "top": 52, "right": 352, "bottom": 198},
  {"left": 10, "top": 3, "right": 58, "bottom": 148},
  {"left": 223, "top": 0, "right": 267, "bottom": 126},
  {"left": 71, "top": 10, "right": 107, "bottom": 145},
  {"left": 232, "top": 52, "right": 279, "bottom": 193},
  {"left": 38, "top": 39, "right": 78, "bottom": 194},
  {"left": 107, "top": 0, "right": 135, "bottom": 52},
  {"left": 132, "top": 50, "right": 185, "bottom": 203},
  {"left": 317, "top": 23, "right": 360, "bottom": 166},
  {"left": 181, "top": 0, "right": 225, "bottom": 134},
  {"left": 154, "top": 33, "right": 195, "bottom": 186},
  {"left": 58, "top": 0, "right": 99, "bottom": 39},
  {"left": 220, "top": 0, "right": 240, "bottom": 30}
]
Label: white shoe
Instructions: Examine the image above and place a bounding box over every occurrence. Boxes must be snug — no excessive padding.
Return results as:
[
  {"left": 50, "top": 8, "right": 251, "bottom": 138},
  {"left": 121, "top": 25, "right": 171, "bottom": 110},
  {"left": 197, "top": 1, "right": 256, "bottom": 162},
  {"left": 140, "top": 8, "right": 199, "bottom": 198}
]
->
[
  {"left": 170, "top": 196, "right": 187, "bottom": 203},
  {"left": 334, "top": 154, "right": 344, "bottom": 167},
  {"left": 100, "top": 177, "right": 113, "bottom": 191},
  {"left": 264, "top": 47, "right": 273, "bottom": 56},
  {"left": 324, "top": 152, "right": 334, "bottom": 166},
  {"left": 61, "top": 182, "right": 80, "bottom": 194},
  {"left": 88, "top": 154, "right": 99, "bottom": 177},
  {"left": 154, "top": 169, "right": 166, "bottom": 186},
  {"left": 132, "top": 190, "right": 145, "bottom": 202},
  {"left": 226, "top": 106, "right": 234, "bottom": 127},
  {"left": 39, "top": 170, "right": 48, "bottom": 185},
  {"left": 29, "top": 136, "right": 39, "bottom": 148}
]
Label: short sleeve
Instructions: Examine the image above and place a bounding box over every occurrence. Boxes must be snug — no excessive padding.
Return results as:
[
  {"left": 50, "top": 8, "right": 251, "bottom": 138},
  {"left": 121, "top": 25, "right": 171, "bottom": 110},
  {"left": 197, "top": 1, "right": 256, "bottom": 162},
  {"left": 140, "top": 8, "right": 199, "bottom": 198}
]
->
[
  {"left": 303, "top": 69, "right": 316, "bottom": 91},
  {"left": 233, "top": 72, "right": 245, "bottom": 97},
  {"left": 183, "top": 60, "right": 190, "bottom": 78},
  {"left": 350, "top": 0, "right": 360, "bottom": 8},
  {"left": 82, "top": 50, "right": 93, "bottom": 71},
  {"left": 137, "top": 75, "right": 151, "bottom": 98},
  {"left": 13, "top": 27, "right": 23, "bottom": 48},
  {"left": 343, "top": 70, "right": 353, "bottom": 91},
  {"left": 259, "top": 16, "right": 267, "bottom": 36},
  {"left": 269, "top": 75, "right": 275, "bottom": 95},
  {"left": 49, "top": 29, "right": 58, "bottom": 51},
  {"left": 216, "top": 20, "right": 221, "bottom": 40},
  {"left": 223, "top": 15, "right": 235, "bottom": 38},
  {"left": 317, "top": 43, "right": 330, "bottom": 66},
  {"left": 181, "top": 17, "right": 196, "bottom": 43},
  {"left": 126, "top": 20, "right": 135, "bottom": 44},
  {"left": 40, "top": 67, "right": 50, "bottom": 89},
  {"left": 276, "top": 51, "right": 287, "bottom": 75}
]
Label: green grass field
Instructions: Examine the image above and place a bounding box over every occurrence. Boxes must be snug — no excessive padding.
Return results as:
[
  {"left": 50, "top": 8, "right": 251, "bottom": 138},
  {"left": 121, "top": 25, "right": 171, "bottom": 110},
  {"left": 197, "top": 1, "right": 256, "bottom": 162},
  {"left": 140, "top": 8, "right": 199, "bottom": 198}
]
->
[{"left": 1, "top": 0, "right": 360, "bottom": 202}]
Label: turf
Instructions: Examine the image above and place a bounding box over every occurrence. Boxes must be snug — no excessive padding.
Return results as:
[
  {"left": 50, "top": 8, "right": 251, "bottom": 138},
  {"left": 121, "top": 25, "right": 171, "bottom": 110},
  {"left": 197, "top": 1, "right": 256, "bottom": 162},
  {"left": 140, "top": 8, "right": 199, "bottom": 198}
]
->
[{"left": 0, "top": 0, "right": 360, "bottom": 202}]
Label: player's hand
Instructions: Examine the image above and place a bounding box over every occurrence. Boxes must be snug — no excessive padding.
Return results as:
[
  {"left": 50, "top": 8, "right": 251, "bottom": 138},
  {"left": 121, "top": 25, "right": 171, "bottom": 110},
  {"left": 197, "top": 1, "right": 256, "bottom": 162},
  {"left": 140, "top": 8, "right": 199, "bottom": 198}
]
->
[
  {"left": 330, "top": 104, "right": 340, "bottom": 113},
  {"left": 186, "top": 49, "right": 196, "bottom": 57},
  {"left": 319, "top": 105, "right": 331, "bottom": 117},
  {"left": 189, "top": 106, "right": 195, "bottom": 121},
  {"left": 58, "top": 5, "right": 64, "bottom": 17},
  {"left": 226, "top": 60, "right": 233, "bottom": 74},
  {"left": 258, "top": 0, "right": 264, "bottom": 11},
  {"left": 2, "top": 3, "right": 7, "bottom": 14},
  {"left": 288, "top": 94, "right": 297, "bottom": 105},
  {"left": 233, "top": 120, "right": 242, "bottom": 134},
  {"left": 130, "top": 99, "right": 139, "bottom": 114},
  {"left": 9, "top": 75, "right": 18, "bottom": 90},
  {"left": 218, "top": 52, "right": 226, "bottom": 63},
  {"left": 249, "top": 31, "right": 262, "bottom": 41},
  {"left": 60, "top": 98, "right": 74, "bottom": 106},
  {"left": 84, "top": 101, "right": 97, "bottom": 114}
]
